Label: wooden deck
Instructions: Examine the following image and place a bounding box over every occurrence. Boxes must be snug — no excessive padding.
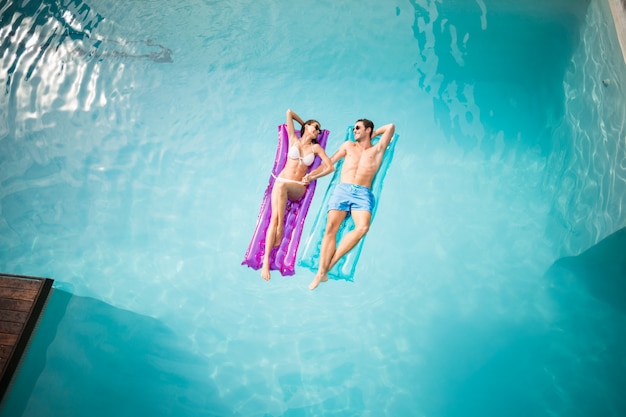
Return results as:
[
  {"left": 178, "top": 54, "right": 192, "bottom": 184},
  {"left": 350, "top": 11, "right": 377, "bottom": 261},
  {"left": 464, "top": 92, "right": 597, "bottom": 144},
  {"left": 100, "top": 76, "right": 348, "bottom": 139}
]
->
[{"left": 0, "top": 273, "right": 53, "bottom": 400}]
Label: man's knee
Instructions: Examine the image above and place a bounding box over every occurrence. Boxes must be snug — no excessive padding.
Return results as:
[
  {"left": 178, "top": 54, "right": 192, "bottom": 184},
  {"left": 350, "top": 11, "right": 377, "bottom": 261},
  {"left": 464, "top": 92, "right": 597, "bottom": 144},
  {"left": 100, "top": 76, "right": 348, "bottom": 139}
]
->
[
  {"left": 355, "top": 223, "right": 369, "bottom": 237},
  {"left": 351, "top": 211, "right": 371, "bottom": 238},
  {"left": 324, "top": 221, "right": 340, "bottom": 236},
  {"left": 325, "top": 211, "right": 346, "bottom": 233}
]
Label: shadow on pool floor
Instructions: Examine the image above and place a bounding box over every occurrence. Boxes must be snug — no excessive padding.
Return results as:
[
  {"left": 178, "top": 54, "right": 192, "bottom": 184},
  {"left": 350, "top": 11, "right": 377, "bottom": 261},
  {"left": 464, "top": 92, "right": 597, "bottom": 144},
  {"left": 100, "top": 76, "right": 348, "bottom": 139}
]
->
[
  {"left": 547, "top": 226, "right": 626, "bottom": 315},
  {"left": 0, "top": 288, "right": 233, "bottom": 417}
]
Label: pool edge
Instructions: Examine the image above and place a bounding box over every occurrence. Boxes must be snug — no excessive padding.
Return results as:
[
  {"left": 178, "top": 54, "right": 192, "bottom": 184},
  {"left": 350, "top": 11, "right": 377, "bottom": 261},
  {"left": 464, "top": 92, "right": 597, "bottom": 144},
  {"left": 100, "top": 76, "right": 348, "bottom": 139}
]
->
[{"left": 608, "top": 0, "right": 626, "bottom": 63}]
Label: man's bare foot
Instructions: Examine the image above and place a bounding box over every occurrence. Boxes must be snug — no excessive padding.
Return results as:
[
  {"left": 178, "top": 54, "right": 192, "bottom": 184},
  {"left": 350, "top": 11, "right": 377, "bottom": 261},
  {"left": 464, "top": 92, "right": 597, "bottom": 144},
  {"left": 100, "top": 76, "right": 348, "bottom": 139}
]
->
[
  {"left": 308, "top": 272, "right": 328, "bottom": 290},
  {"left": 261, "top": 265, "right": 271, "bottom": 281}
]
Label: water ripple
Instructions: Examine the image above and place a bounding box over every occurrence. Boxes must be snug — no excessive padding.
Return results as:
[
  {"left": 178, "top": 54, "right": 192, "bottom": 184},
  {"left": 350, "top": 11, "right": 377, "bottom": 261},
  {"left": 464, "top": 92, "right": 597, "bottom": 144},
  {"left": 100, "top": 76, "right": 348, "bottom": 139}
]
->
[{"left": 0, "top": 0, "right": 172, "bottom": 141}]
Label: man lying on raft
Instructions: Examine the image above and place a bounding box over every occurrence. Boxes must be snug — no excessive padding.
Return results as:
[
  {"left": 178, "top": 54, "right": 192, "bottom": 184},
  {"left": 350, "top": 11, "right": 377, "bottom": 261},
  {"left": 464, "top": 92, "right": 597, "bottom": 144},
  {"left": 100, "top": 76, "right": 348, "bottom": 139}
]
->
[{"left": 303, "top": 118, "right": 395, "bottom": 290}]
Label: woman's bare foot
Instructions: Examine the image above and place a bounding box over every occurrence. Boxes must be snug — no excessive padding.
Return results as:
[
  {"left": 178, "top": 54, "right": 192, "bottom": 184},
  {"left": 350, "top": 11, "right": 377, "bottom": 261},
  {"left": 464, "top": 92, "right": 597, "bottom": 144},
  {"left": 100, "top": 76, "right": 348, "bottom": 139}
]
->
[
  {"left": 261, "top": 265, "right": 271, "bottom": 281},
  {"left": 308, "top": 272, "right": 328, "bottom": 290}
]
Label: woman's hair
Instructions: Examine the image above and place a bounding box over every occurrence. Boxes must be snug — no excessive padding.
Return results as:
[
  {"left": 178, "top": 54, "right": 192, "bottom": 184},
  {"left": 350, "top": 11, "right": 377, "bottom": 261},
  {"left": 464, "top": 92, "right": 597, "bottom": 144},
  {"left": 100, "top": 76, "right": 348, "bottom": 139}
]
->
[{"left": 301, "top": 120, "right": 320, "bottom": 144}]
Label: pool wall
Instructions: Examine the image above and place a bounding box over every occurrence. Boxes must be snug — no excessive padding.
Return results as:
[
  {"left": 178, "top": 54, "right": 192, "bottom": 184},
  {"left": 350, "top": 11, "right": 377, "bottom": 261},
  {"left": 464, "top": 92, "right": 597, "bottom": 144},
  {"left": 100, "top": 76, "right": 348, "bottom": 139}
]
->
[{"left": 545, "top": 0, "right": 626, "bottom": 257}]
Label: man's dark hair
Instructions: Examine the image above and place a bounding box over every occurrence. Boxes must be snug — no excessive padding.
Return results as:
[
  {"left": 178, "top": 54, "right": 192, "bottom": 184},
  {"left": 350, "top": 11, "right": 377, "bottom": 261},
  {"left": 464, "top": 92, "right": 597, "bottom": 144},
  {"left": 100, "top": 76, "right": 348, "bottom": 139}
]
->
[{"left": 357, "top": 118, "right": 374, "bottom": 136}]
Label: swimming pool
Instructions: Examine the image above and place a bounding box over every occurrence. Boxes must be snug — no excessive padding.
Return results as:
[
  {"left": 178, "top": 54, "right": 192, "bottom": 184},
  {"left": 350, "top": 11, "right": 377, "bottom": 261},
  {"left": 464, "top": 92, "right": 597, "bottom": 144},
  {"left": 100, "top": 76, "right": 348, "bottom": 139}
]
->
[{"left": 1, "top": 0, "right": 625, "bottom": 416}]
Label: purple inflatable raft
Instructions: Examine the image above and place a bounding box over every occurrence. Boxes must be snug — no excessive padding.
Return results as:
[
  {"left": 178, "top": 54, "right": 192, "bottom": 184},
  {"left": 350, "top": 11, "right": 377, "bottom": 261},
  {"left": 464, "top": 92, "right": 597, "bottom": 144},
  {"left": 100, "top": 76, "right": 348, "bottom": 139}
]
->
[{"left": 242, "top": 124, "right": 329, "bottom": 276}]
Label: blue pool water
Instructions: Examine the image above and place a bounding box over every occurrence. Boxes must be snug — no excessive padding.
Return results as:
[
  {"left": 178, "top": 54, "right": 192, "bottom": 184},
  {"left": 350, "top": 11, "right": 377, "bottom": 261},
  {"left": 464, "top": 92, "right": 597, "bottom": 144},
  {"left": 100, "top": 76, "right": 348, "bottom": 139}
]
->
[{"left": 1, "top": 0, "right": 626, "bottom": 416}]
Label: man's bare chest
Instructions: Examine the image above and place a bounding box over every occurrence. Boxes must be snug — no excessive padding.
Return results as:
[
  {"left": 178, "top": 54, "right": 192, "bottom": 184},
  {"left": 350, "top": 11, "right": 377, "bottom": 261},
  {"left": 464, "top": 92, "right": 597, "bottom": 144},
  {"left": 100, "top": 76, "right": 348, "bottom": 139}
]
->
[{"left": 346, "top": 146, "right": 378, "bottom": 165}]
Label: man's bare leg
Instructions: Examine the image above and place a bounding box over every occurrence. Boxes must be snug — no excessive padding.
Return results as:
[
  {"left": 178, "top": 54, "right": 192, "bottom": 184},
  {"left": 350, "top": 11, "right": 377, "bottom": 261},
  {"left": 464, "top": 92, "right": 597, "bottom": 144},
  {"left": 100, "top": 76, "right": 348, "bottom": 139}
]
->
[
  {"left": 308, "top": 233, "right": 334, "bottom": 290},
  {"left": 326, "top": 210, "right": 371, "bottom": 272},
  {"left": 309, "top": 210, "right": 347, "bottom": 290}
]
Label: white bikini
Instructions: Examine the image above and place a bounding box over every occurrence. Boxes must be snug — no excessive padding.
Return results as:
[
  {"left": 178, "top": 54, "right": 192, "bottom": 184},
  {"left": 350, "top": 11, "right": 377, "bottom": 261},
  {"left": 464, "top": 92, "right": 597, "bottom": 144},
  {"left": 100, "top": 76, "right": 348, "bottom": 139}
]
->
[
  {"left": 287, "top": 145, "right": 315, "bottom": 166},
  {"left": 274, "top": 144, "right": 315, "bottom": 184}
]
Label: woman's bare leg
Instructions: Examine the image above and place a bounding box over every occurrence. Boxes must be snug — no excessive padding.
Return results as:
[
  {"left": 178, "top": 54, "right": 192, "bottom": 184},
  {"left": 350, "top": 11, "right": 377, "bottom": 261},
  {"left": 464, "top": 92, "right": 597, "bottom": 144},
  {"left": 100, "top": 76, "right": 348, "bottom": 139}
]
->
[
  {"left": 261, "top": 180, "right": 305, "bottom": 281},
  {"left": 261, "top": 213, "right": 278, "bottom": 281}
]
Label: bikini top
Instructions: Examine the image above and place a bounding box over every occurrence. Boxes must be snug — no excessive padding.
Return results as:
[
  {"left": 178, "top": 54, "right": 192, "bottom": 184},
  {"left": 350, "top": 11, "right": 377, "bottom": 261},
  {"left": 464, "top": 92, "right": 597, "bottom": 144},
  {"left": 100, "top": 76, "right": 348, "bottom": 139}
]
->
[{"left": 287, "top": 145, "right": 315, "bottom": 166}]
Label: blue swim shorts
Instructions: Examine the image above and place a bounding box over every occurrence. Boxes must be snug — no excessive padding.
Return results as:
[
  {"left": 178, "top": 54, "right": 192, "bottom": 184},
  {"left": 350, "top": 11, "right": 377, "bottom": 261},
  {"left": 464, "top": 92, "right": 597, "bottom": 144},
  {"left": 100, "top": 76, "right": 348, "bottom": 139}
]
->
[{"left": 328, "top": 183, "right": 375, "bottom": 214}]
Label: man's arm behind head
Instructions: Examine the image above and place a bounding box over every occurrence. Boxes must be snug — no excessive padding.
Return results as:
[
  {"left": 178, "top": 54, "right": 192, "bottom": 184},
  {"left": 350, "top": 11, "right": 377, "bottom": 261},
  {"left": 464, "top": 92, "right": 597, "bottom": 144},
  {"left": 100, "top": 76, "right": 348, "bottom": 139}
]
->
[{"left": 373, "top": 123, "right": 395, "bottom": 152}]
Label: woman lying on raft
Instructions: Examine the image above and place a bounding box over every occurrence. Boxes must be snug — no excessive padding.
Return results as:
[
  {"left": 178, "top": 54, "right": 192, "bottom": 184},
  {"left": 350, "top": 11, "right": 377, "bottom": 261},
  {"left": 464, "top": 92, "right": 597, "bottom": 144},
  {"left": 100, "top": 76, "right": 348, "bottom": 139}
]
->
[{"left": 261, "top": 109, "right": 334, "bottom": 281}]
